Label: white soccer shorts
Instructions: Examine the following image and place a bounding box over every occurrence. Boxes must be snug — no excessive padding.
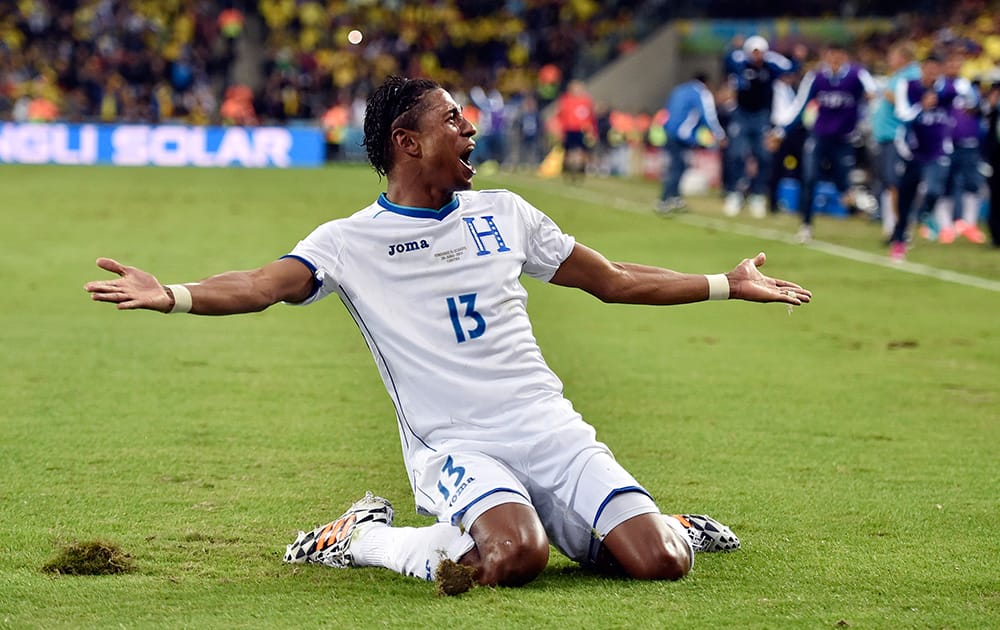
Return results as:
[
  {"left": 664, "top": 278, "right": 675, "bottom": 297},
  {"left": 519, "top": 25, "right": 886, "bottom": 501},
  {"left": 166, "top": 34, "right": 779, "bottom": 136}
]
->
[{"left": 410, "top": 420, "right": 659, "bottom": 565}]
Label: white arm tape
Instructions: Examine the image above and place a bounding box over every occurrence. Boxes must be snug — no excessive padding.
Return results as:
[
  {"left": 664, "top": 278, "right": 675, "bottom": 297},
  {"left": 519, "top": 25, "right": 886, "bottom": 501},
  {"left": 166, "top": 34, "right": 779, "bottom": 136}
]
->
[
  {"left": 705, "top": 274, "right": 730, "bottom": 301},
  {"left": 167, "top": 284, "right": 193, "bottom": 313}
]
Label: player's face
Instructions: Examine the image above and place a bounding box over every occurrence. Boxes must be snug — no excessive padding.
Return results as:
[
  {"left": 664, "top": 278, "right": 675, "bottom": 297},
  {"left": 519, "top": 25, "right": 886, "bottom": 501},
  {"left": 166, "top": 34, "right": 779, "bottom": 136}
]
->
[{"left": 413, "top": 89, "right": 478, "bottom": 194}]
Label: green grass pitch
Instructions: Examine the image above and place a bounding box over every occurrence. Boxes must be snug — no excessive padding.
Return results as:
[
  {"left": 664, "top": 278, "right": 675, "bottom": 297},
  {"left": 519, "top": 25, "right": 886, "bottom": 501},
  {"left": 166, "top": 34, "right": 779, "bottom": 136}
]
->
[{"left": 1, "top": 163, "right": 998, "bottom": 628}]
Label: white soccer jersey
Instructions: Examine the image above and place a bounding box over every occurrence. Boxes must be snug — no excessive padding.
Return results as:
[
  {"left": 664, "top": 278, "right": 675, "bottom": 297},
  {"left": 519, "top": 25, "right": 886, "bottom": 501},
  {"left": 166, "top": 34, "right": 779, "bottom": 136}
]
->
[{"left": 286, "top": 189, "right": 581, "bottom": 461}]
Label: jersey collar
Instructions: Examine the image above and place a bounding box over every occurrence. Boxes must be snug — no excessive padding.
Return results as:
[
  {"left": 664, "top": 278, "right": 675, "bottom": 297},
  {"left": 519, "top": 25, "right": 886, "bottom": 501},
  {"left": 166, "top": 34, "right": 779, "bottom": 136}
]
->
[
  {"left": 376, "top": 193, "right": 460, "bottom": 221},
  {"left": 821, "top": 63, "right": 850, "bottom": 80}
]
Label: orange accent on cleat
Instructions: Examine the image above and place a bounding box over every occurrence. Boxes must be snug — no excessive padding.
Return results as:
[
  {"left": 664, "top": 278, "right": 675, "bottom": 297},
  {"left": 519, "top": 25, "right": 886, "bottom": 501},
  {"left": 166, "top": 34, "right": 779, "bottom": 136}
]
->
[
  {"left": 316, "top": 514, "right": 355, "bottom": 552},
  {"left": 958, "top": 221, "right": 986, "bottom": 244},
  {"left": 672, "top": 514, "right": 693, "bottom": 529},
  {"left": 283, "top": 492, "right": 393, "bottom": 568}
]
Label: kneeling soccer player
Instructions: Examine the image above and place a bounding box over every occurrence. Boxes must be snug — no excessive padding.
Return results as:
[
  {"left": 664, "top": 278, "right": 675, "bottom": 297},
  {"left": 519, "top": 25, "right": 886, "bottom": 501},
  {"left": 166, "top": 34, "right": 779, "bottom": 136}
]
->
[{"left": 86, "top": 76, "right": 810, "bottom": 593}]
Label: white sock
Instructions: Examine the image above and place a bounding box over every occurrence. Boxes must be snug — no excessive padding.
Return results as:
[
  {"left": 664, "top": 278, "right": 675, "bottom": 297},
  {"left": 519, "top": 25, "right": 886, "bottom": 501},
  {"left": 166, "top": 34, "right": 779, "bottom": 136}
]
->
[
  {"left": 880, "top": 190, "right": 896, "bottom": 235},
  {"left": 962, "top": 193, "right": 980, "bottom": 225},
  {"left": 661, "top": 515, "right": 695, "bottom": 571},
  {"left": 352, "top": 522, "right": 475, "bottom": 582},
  {"left": 934, "top": 198, "right": 954, "bottom": 230}
]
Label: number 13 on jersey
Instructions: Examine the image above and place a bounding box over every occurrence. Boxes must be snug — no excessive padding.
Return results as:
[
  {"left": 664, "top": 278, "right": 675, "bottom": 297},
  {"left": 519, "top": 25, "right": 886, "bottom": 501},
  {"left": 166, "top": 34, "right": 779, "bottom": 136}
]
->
[{"left": 446, "top": 293, "right": 486, "bottom": 343}]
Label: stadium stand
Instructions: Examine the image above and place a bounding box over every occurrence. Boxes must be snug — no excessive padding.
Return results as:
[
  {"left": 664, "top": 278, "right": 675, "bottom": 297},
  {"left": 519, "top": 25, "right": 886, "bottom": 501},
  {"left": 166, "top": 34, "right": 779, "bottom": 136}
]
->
[
  {"left": 6, "top": 2, "right": 1000, "bottom": 127},
  {"left": 5, "top": 1, "right": 998, "bottom": 247},
  {"left": 0, "top": 0, "right": 241, "bottom": 124},
  {"left": 3, "top": 2, "right": 1000, "bottom": 200}
]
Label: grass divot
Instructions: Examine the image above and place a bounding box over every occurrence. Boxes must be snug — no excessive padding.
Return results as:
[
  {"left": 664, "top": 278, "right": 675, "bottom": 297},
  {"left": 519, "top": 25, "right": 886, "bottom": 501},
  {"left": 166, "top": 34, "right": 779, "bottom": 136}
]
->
[{"left": 42, "top": 540, "right": 135, "bottom": 576}]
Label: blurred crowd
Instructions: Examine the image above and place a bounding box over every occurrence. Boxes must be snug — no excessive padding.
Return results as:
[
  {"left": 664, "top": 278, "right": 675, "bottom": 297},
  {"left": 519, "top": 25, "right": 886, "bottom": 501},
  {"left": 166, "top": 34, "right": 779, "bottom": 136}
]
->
[
  {"left": 0, "top": 0, "right": 651, "bottom": 127},
  {"left": 2, "top": 0, "right": 1000, "bottom": 248},
  {"left": 0, "top": 0, "right": 243, "bottom": 124},
  {"left": 251, "top": 0, "right": 654, "bottom": 162}
]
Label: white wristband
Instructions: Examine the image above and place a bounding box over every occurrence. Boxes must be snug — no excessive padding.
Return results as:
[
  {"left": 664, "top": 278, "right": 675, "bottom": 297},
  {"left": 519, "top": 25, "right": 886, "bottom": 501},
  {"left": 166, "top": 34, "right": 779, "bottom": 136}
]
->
[
  {"left": 705, "top": 274, "right": 730, "bottom": 301},
  {"left": 167, "top": 284, "right": 193, "bottom": 313}
]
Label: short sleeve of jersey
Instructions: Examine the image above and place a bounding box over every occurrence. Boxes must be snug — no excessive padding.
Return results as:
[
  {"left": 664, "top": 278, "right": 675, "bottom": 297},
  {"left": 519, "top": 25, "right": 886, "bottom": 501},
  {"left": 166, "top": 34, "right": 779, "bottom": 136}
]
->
[
  {"left": 514, "top": 193, "right": 576, "bottom": 282},
  {"left": 283, "top": 220, "right": 343, "bottom": 306}
]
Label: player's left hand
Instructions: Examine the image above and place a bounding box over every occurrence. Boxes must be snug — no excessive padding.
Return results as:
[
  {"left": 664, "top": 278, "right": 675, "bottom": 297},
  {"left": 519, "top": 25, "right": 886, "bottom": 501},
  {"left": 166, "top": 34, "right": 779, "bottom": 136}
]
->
[
  {"left": 726, "top": 252, "right": 811, "bottom": 305},
  {"left": 85, "top": 257, "right": 173, "bottom": 311}
]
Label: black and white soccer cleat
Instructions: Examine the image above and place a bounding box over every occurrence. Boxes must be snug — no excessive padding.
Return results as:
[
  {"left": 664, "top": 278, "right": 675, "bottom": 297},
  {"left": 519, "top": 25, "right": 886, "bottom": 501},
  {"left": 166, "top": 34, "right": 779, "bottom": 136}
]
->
[
  {"left": 283, "top": 491, "right": 394, "bottom": 567},
  {"left": 673, "top": 513, "right": 741, "bottom": 552}
]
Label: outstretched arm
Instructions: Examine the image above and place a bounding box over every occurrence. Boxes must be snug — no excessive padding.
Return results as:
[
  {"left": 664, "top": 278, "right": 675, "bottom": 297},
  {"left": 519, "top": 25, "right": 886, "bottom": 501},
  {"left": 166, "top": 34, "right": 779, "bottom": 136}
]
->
[
  {"left": 84, "top": 257, "right": 315, "bottom": 314},
  {"left": 549, "top": 244, "right": 811, "bottom": 306}
]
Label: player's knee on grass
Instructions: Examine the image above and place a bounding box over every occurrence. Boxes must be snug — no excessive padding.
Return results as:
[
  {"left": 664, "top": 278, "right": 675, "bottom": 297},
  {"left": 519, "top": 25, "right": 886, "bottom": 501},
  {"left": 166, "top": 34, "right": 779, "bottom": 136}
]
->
[
  {"left": 464, "top": 503, "right": 550, "bottom": 586},
  {"left": 627, "top": 535, "right": 690, "bottom": 581},
  {"left": 465, "top": 530, "right": 549, "bottom": 586},
  {"left": 602, "top": 513, "right": 691, "bottom": 581}
]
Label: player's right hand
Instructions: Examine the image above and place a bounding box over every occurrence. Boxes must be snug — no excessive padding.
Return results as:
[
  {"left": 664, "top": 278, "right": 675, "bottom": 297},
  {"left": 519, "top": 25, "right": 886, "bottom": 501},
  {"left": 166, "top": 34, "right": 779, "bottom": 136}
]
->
[{"left": 85, "top": 258, "right": 172, "bottom": 312}]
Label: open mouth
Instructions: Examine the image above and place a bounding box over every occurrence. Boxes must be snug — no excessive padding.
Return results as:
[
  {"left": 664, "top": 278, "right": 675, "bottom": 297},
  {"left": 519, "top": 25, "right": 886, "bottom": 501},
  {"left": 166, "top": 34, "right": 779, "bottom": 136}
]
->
[{"left": 459, "top": 145, "right": 476, "bottom": 176}]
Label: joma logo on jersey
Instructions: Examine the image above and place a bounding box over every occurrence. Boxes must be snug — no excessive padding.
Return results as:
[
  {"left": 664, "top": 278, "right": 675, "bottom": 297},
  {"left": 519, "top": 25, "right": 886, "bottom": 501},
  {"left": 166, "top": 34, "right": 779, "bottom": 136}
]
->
[
  {"left": 448, "top": 476, "right": 476, "bottom": 507},
  {"left": 388, "top": 239, "right": 430, "bottom": 256},
  {"left": 464, "top": 216, "right": 510, "bottom": 256}
]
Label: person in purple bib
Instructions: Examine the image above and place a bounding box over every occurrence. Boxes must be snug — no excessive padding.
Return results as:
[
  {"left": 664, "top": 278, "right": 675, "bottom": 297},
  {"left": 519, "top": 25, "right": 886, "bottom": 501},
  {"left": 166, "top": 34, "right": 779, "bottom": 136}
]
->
[
  {"left": 889, "top": 54, "right": 962, "bottom": 261},
  {"left": 936, "top": 50, "right": 987, "bottom": 244},
  {"left": 774, "top": 42, "right": 877, "bottom": 243}
]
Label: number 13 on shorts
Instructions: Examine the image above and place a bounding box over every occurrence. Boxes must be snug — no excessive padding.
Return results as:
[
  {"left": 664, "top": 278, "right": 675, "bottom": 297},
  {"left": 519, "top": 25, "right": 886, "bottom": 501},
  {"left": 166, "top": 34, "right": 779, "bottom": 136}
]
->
[{"left": 437, "top": 455, "right": 467, "bottom": 501}]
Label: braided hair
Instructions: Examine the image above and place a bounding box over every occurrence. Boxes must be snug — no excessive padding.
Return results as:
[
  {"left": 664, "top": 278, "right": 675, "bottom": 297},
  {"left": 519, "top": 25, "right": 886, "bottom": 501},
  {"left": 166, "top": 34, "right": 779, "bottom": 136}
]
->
[{"left": 363, "top": 76, "right": 442, "bottom": 177}]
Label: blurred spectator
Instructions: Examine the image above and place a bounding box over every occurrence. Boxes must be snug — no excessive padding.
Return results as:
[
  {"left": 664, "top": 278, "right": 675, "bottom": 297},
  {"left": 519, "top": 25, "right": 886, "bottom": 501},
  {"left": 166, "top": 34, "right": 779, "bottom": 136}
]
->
[
  {"left": 715, "top": 82, "right": 739, "bottom": 199},
  {"left": 767, "top": 71, "right": 808, "bottom": 214},
  {"left": 218, "top": 7, "right": 244, "bottom": 43},
  {"left": 774, "top": 42, "right": 878, "bottom": 243},
  {"left": 593, "top": 102, "right": 615, "bottom": 176},
  {"left": 890, "top": 54, "right": 966, "bottom": 261},
  {"left": 723, "top": 35, "right": 796, "bottom": 218},
  {"left": 536, "top": 64, "right": 562, "bottom": 107},
  {"left": 869, "top": 42, "right": 921, "bottom": 238},
  {"left": 656, "top": 73, "right": 726, "bottom": 214},
  {"left": 554, "top": 79, "right": 597, "bottom": 182},
  {"left": 987, "top": 82, "right": 1000, "bottom": 247},
  {"left": 936, "top": 49, "right": 987, "bottom": 244},
  {"left": 321, "top": 97, "right": 349, "bottom": 161},
  {"left": 220, "top": 84, "right": 257, "bottom": 126},
  {"left": 469, "top": 83, "right": 506, "bottom": 167},
  {"left": 19, "top": 75, "right": 59, "bottom": 121},
  {"left": 508, "top": 91, "right": 542, "bottom": 171}
]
